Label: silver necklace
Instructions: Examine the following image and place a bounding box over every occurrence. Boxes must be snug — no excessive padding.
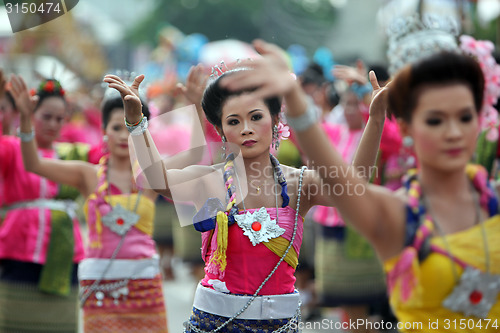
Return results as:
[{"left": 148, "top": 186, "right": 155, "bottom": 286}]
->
[
  {"left": 186, "top": 166, "right": 307, "bottom": 333},
  {"left": 424, "top": 184, "right": 500, "bottom": 318},
  {"left": 233, "top": 165, "right": 285, "bottom": 246}
]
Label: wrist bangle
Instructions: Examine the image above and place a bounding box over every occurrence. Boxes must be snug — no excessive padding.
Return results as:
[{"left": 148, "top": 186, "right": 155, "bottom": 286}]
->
[
  {"left": 17, "top": 128, "right": 35, "bottom": 142},
  {"left": 285, "top": 97, "right": 320, "bottom": 132},
  {"left": 125, "top": 116, "right": 149, "bottom": 136},
  {"left": 125, "top": 113, "right": 144, "bottom": 126}
]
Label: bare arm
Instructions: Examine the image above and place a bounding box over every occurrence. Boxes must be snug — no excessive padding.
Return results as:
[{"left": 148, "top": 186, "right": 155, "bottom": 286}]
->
[
  {"left": 351, "top": 71, "right": 389, "bottom": 180},
  {"left": 219, "top": 40, "right": 406, "bottom": 258},
  {"left": 103, "top": 74, "right": 213, "bottom": 203},
  {"left": 171, "top": 64, "right": 210, "bottom": 166},
  {"left": 10, "top": 75, "right": 96, "bottom": 197}
]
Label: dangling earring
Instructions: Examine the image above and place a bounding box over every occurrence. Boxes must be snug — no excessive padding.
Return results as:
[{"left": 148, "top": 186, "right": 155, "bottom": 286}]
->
[
  {"left": 102, "top": 135, "right": 109, "bottom": 154},
  {"left": 402, "top": 136, "right": 413, "bottom": 147},
  {"left": 221, "top": 135, "right": 227, "bottom": 160},
  {"left": 401, "top": 135, "right": 415, "bottom": 169},
  {"left": 272, "top": 124, "right": 280, "bottom": 150}
]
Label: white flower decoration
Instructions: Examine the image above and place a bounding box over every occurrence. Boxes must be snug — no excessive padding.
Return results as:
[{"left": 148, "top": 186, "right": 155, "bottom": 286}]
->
[{"left": 207, "top": 279, "right": 230, "bottom": 293}]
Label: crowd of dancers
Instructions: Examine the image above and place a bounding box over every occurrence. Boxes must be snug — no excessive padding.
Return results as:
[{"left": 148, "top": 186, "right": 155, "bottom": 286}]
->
[{"left": 1, "top": 13, "right": 500, "bottom": 333}]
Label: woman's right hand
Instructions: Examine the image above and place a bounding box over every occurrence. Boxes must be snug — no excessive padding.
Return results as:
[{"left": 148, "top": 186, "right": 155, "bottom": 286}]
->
[
  {"left": 367, "top": 70, "right": 389, "bottom": 122},
  {"left": 103, "top": 74, "right": 145, "bottom": 124},
  {"left": 175, "top": 64, "right": 208, "bottom": 106},
  {"left": 10, "top": 74, "right": 38, "bottom": 118}
]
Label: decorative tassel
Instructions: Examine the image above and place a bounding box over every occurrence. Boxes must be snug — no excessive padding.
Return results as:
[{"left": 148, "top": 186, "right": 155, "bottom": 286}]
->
[
  {"left": 387, "top": 247, "right": 421, "bottom": 303},
  {"left": 209, "top": 211, "right": 229, "bottom": 273}
]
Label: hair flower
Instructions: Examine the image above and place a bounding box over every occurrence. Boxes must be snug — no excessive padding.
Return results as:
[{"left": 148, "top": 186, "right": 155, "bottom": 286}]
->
[
  {"left": 277, "top": 122, "right": 290, "bottom": 141},
  {"left": 44, "top": 80, "right": 55, "bottom": 93},
  {"left": 460, "top": 35, "right": 500, "bottom": 142}
]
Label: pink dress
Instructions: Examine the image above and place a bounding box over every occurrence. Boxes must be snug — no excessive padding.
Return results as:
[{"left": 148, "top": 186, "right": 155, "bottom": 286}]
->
[
  {"left": 0, "top": 135, "right": 85, "bottom": 264},
  {"left": 79, "top": 157, "right": 168, "bottom": 332},
  {"left": 201, "top": 206, "right": 304, "bottom": 296}
]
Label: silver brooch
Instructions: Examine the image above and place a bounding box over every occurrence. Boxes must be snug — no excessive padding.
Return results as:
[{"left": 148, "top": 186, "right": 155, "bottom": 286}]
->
[
  {"left": 102, "top": 203, "right": 140, "bottom": 236},
  {"left": 235, "top": 207, "right": 285, "bottom": 246},
  {"left": 442, "top": 266, "right": 500, "bottom": 318}
]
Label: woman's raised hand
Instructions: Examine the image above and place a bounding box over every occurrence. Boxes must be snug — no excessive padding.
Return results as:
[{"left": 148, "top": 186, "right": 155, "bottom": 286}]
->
[
  {"left": 332, "top": 63, "right": 368, "bottom": 86},
  {"left": 175, "top": 64, "right": 208, "bottom": 106},
  {"left": 103, "top": 74, "right": 145, "bottom": 124},
  {"left": 367, "top": 71, "right": 389, "bottom": 122},
  {"left": 10, "top": 74, "right": 38, "bottom": 117}
]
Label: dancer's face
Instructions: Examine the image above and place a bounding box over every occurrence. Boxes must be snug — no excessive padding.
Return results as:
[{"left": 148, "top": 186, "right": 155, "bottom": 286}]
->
[
  {"left": 220, "top": 94, "right": 275, "bottom": 159},
  {"left": 105, "top": 108, "right": 130, "bottom": 159},
  {"left": 0, "top": 94, "right": 17, "bottom": 132},
  {"left": 342, "top": 91, "right": 364, "bottom": 130},
  {"left": 33, "top": 96, "right": 66, "bottom": 146},
  {"left": 405, "top": 84, "right": 479, "bottom": 172}
]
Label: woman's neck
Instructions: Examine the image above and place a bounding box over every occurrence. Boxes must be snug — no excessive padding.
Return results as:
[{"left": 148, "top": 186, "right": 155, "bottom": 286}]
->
[
  {"left": 419, "top": 165, "right": 469, "bottom": 199},
  {"left": 240, "top": 151, "right": 274, "bottom": 179},
  {"left": 108, "top": 154, "right": 132, "bottom": 172}
]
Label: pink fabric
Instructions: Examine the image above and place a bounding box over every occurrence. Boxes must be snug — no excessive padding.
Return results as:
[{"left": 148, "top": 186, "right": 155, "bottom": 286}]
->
[
  {"left": 312, "top": 124, "right": 363, "bottom": 227},
  {"left": 59, "top": 107, "right": 102, "bottom": 146},
  {"left": 84, "top": 183, "right": 156, "bottom": 260},
  {"left": 201, "top": 206, "right": 303, "bottom": 296},
  {"left": 148, "top": 119, "right": 191, "bottom": 157},
  {"left": 0, "top": 136, "right": 85, "bottom": 263},
  {"left": 386, "top": 247, "right": 418, "bottom": 302}
]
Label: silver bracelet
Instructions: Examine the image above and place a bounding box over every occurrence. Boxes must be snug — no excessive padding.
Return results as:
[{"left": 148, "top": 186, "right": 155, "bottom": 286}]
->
[
  {"left": 285, "top": 97, "right": 320, "bottom": 132},
  {"left": 17, "top": 128, "right": 35, "bottom": 142},
  {"left": 125, "top": 116, "right": 148, "bottom": 136}
]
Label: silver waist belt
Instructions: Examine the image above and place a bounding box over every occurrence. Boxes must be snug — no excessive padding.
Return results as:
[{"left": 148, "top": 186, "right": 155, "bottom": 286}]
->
[
  {"left": 192, "top": 283, "right": 300, "bottom": 320},
  {"left": 0, "top": 199, "right": 78, "bottom": 219}
]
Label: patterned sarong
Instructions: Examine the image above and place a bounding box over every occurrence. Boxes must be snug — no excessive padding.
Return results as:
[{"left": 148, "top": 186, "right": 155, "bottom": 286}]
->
[
  {"left": 185, "top": 307, "right": 299, "bottom": 333},
  {"left": 81, "top": 274, "right": 168, "bottom": 333}
]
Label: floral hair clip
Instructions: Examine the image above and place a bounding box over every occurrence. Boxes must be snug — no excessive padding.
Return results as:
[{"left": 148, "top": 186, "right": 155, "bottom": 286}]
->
[
  {"left": 276, "top": 122, "right": 290, "bottom": 141},
  {"left": 38, "top": 79, "right": 65, "bottom": 97},
  {"left": 460, "top": 35, "right": 500, "bottom": 142}
]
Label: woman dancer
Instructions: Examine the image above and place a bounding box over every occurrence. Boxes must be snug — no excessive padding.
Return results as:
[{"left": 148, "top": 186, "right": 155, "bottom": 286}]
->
[
  {"left": 233, "top": 41, "right": 500, "bottom": 332},
  {"left": 104, "top": 42, "right": 387, "bottom": 331},
  {"left": 10, "top": 74, "right": 169, "bottom": 332},
  {"left": 0, "top": 75, "right": 86, "bottom": 332}
]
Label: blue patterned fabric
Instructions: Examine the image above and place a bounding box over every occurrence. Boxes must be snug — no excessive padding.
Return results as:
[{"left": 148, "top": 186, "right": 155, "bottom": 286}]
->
[{"left": 185, "top": 307, "right": 298, "bottom": 333}]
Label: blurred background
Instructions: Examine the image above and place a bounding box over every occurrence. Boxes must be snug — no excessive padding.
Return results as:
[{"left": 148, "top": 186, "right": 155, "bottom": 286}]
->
[{"left": 1, "top": 0, "right": 498, "bottom": 94}]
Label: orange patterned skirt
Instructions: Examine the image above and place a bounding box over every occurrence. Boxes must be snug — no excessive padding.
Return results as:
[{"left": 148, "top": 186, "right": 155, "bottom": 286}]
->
[{"left": 81, "top": 274, "right": 168, "bottom": 333}]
